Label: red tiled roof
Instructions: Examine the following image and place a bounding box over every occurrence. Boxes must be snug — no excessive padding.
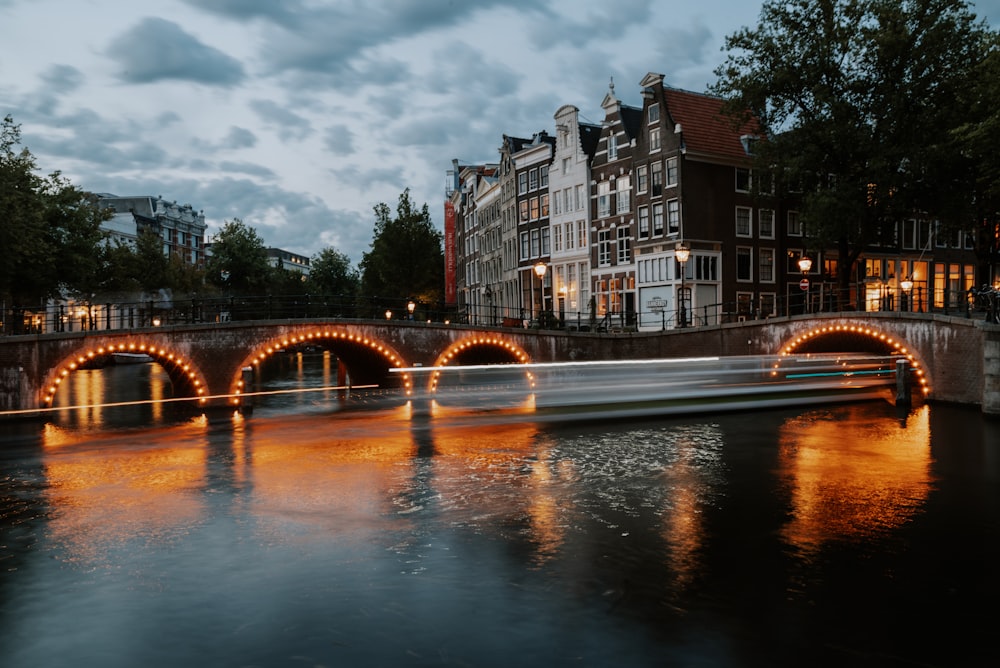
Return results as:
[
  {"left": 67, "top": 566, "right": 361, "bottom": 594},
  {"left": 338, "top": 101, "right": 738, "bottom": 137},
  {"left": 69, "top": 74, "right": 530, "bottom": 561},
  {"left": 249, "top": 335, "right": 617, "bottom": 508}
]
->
[{"left": 664, "top": 87, "right": 760, "bottom": 161}]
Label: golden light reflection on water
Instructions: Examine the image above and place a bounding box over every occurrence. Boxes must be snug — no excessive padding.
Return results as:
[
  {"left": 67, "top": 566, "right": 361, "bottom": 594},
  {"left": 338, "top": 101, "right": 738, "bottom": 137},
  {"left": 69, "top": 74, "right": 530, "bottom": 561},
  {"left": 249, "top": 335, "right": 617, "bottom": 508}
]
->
[
  {"left": 777, "top": 404, "right": 933, "bottom": 556},
  {"left": 41, "top": 424, "right": 211, "bottom": 566}
]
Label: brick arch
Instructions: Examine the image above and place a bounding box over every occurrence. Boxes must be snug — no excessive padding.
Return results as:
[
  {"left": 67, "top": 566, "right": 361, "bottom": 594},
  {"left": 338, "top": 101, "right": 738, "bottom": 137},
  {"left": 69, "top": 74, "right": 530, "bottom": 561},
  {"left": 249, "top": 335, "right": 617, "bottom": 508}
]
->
[
  {"left": 426, "top": 334, "right": 531, "bottom": 394},
  {"left": 229, "top": 327, "right": 412, "bottom": 407},
  {"left": 778, "top": 321, "right": 931, "bottom": 398},
  {"left": 40, "top": 339, "right": 210, "bottom": 409}
]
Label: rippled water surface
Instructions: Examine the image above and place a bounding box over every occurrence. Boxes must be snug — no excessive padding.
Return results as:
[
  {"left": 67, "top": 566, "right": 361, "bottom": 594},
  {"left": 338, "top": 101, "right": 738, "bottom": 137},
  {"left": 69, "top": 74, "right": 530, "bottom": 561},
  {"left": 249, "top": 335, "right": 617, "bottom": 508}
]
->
[{"left": 1, "top": 362, "right": 999, "bottom": 667}]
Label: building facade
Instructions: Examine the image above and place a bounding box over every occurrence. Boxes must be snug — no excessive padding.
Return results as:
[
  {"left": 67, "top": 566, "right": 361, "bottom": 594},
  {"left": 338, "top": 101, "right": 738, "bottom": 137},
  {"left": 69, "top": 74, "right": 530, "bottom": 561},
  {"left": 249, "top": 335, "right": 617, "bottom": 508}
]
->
[{"left": 97, "top": 194, "right": 207, "bottom": 267}]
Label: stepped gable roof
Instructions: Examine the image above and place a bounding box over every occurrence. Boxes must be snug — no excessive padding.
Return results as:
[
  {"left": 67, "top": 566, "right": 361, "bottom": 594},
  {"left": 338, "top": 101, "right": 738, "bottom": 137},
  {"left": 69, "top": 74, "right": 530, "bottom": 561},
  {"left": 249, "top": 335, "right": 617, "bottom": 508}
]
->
[
  {"left": 579, "top": 123, "right": 601, "bottom": 159},
  {"left": 620, "top": 104, "right": 643, "bottom": 142},
  {"left": 663, "top": 86, "right": 760, "bottom": 161}
]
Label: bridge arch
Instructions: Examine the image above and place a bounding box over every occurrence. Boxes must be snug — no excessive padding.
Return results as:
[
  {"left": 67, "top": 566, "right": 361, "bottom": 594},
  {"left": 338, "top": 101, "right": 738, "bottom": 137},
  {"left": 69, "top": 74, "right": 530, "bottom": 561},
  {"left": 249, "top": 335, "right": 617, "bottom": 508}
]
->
[
  {"left": 778, "top": 321, "right": 931, "bottom": 398},
  {"left": 230, "top": 327, "right": 413, "bottom": 406},
  {"left": 426, "top": 334, "right": 531, "bottom": 393},
  {"left": 41, "top": 339, "right": 210, "bottom": 409}
]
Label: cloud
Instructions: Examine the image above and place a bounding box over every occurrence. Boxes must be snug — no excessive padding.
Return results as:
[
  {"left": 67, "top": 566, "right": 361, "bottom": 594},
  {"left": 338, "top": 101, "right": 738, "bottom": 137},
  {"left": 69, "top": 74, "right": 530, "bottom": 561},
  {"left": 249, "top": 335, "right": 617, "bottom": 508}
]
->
[
  {"left": 323, "top": 124, "right": 355, "bottom": 155},
  {"left": 40, "top": 65, "right": 85, "bottom": 94},
  {"left": 106, "top": 17, "right": 245, "bottom": 86},
  {"left": 248, "top": 99, "right": 313, "bottom": 141}
]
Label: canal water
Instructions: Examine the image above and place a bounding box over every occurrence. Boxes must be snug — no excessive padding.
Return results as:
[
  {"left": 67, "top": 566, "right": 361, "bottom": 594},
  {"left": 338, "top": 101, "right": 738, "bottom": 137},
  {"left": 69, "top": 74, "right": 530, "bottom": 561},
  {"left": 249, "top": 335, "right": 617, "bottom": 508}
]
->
[{"left": 1, "top": 357, "right": 998, "bottom": 667}]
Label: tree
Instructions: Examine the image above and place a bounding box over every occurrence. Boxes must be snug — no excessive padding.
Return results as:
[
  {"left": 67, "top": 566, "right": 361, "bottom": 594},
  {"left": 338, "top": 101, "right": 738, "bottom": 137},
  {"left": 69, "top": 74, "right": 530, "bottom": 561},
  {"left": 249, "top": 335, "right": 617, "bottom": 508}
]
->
[
  {"left": 205, "top": 218, "right": 272, "bottom": 295},
  {"left": 711, "top": 0, "right": 996, "bottom": 293},
  {"left": 360, "top": 189, "right": 444, "bottom": 310},
  {"left": 0, "top": 115, "right": 110, "bottom": 312},
  {"left": 307, "top": 247, "right": 359, "bottom": 297}
]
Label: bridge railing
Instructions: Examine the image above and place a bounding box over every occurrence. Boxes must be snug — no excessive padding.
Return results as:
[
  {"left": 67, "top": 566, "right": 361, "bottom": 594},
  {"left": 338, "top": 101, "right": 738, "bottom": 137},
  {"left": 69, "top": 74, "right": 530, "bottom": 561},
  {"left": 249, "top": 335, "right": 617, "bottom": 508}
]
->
[{"left": 1, "top": 285, "right": 994, "bottom": 337}]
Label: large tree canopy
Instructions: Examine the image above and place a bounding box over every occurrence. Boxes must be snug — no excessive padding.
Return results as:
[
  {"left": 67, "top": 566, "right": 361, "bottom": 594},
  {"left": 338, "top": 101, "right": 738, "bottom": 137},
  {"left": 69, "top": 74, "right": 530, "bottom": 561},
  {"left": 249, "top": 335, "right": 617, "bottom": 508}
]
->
[
  {"left": 205, "top": 218, "right": 272, "bottom": 295},
  {"left": 360, "top": 189, "right": 444, "bottom": 307},
  {"left": 308, "top": 247, "right": 359, "bottom": 297},
  {"left": 711, "top": 0, "right": 997, "bottom": 287},
  {"left": 0, "top": 115, "right": 110, "bottom": 307}
]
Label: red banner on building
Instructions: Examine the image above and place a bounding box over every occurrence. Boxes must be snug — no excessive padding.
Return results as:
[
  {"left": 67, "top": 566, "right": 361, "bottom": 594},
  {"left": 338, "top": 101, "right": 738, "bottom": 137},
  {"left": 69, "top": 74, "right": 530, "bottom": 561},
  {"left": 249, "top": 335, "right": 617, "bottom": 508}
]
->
[{"left": 444, "top": 201, "right": 457, "bottom": 305}]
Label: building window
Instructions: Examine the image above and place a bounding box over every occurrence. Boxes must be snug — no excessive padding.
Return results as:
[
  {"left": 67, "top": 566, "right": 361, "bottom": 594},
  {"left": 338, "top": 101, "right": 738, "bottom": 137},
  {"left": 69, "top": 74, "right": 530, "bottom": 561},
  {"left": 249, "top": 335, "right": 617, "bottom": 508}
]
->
[
  {"left": 608, "top": 133, "right": 618, "bottom": 160},
  {"left": 577, "top": 220, "right": 587, "bottom": 248},
  {"left": 648, "top": 103, "right": 660, "bottom": 123},
  {"left": 653, "top": 203, "right": 664, "bottom": 236},
  {"left": 540, "top": 165, "right": 548, "bottom": 188},
  {"left": 760, "top": 247, "right": 775, "bottom": 282},
  {"left": 529, "top": 168, "right": 539, "bottom": 191},
  {"left": 541, "top": 193, "right": 549, "bottom": 218},
  {"left": 760, "top": 293, "right": 776, "bottom": 317},
  {"left": 562, "top": 157, "right": 570, "bottom": 174},
  {"left": 553, "top": 224, "right": 563, "bottom": 253},
  {"left": 759, "top": 209, "right": 774, "bottom": 239},
  {"left": 787, "top": 210, "right": 802, "bottom": 236},
  {"left": 617, "top": 227, "right": 630, "bottom": 264},
  {"left": 530, "top": 197, "right": 540, "bottom": 220},
  {"left": 638, "top": 206, "right": 650, "bottom": 239},
  {"left": 575, "top": 184, "right": 585, "bottom": 210},
  {"left": 665, "top": 156, "right": 677, "bottom": 186},
  {"left": 530, "top": 229, "right": 540, "bottom": 257},
  {"left": 518, "top": 172, "right": 528, "bottom": 195},
  {"left": 616, "top": 176, "right": 631, "bottom": 214},
  {"left": 736, "top": 206, "right": 752, "bottom": 237},
  {"left": 903, "top": 218, "right": 917, "bottom": 249},
  {"left": 520, "top": 232, "right": 529, "bottom": 259},
  {"left": 598, "top": 229, "right": 612, "bottom": 266},
  {"left": 650, "top": 128, "right": 661, "bottom": 152},
  {"left": 667, "top": 199, "right": 680, "bottom": 235},
  {"left": 541, "top": 227, "right": 550, "bottom": 255},
  {"left": 636, "top": 165, "right": 648, "bottom": 193},
  {"left": 598, "top": 181, "right": 611, "bottom": 218},
  {"left": 736, "top": 167, "right": 751, "bottom": 192},
  {"left": 737, "top": 247, "right": 752, "bottom": 281},
  {"left": 651, "top": 161, "right": 663, "bottom": 196},
  {"left": 519, "top": 200, "right": 529, "bottom": 223},
  {"left": 564, "top": 222, "right": 574, "bottom": 250}
]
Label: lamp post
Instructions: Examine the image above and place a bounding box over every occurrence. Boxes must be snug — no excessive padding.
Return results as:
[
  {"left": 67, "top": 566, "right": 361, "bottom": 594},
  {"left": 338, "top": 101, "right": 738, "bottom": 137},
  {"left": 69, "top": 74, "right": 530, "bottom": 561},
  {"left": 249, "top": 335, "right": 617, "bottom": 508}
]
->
[
  {"left": 675, "top": 243, "right": 690, "bottom": 328},
  {"left": 484, "top": 286, "right": 493, "bottom": 326},
  {"left": 901, "top": 277, "right": 913, "bottom": 313},
  {"left": 798, "top": 255, "right": 813, "bottom": 314},
  {"left": 534, "top": 261, "right": 547, "bottom": 325},
  {"left": 407, "top": 300, "right": 415, "bottom": 320}
]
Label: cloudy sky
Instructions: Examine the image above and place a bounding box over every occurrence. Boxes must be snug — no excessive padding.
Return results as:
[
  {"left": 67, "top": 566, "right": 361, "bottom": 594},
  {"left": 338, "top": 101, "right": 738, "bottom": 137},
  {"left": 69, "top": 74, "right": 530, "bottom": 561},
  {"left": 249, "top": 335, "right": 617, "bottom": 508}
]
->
[{"left": 3, "top": 0, "right": 999, "bottom": 268}]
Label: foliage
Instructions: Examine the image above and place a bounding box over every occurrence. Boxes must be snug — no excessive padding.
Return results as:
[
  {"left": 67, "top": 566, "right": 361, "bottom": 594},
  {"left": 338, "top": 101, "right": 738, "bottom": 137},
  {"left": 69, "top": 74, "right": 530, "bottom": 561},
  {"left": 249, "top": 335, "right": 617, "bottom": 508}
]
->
[
  {"left": 360, "top": 189, "right": 444, "bottom": 309},
  {"left": 0, "top": 115, "right": 111, "bottom": 307},
  {"left": 307, "top": 247, "right": 359, "bottom": 297},
  {"left": 205, "top": 218, "right": 272, "bottom": 295},
  {"left": 711, "top": 0, "right": 997, "bottom": 288}
]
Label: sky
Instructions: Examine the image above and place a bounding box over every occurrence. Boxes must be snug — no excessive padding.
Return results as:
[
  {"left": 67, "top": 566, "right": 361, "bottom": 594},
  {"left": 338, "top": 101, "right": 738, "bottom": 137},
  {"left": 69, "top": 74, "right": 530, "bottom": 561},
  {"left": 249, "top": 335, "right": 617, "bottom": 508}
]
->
[{"left": 3, "top": 0, "right": 999, "bottom": 268}]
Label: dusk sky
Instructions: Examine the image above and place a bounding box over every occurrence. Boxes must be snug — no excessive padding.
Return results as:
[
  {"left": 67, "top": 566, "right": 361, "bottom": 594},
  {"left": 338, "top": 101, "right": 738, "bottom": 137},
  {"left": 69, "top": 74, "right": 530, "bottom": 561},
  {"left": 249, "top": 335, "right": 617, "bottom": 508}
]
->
[{"left": 3, "top": 0, "right": 999, "bottom": 267}]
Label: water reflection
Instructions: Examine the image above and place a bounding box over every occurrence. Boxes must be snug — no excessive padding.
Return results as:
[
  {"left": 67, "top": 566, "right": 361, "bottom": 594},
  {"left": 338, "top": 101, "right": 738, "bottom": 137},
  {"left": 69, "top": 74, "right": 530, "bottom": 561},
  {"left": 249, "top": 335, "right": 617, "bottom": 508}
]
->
[{"left": 776, "top": 403, "right": 933, "bottom": 557}]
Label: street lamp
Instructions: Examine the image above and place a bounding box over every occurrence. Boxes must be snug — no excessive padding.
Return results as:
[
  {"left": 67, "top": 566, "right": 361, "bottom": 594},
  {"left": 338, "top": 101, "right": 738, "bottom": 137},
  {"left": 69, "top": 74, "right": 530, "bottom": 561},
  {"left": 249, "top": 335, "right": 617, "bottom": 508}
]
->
[
  {"left": 798, "top": 255, "right": 813, "bottom": 313},
  {"left": 407, "top": 300, "right": 415, "bottom": 320},
  {"left": 385, "top": 309, "right": 392, "bottom": 320},
  {"left": 901, "top": 277, "right": 913, "bottom": 312},
  {"left": 534, "top": 261, "right": 547, "bottom": 324},
  {"left": 484, "top": 286, "right": 493, "bottom": 325},
  {"left": 675, "top": 243, "right": 690, "bottom": 328}
]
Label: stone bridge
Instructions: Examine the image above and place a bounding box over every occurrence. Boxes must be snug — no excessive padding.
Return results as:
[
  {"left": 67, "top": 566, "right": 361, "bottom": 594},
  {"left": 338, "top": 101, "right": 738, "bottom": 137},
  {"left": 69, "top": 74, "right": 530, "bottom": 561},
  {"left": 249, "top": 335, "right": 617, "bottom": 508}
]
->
[{"left": 1, "top": 312, "right": 997, "bottom": 416}]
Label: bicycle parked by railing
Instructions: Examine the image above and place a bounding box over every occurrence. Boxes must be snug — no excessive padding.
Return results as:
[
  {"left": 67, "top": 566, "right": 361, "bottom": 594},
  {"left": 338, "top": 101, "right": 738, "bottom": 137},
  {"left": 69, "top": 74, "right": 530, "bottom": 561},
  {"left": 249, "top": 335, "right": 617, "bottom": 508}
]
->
[{"left": 969, "top": 285, "right": 1000, "bottom": 324}]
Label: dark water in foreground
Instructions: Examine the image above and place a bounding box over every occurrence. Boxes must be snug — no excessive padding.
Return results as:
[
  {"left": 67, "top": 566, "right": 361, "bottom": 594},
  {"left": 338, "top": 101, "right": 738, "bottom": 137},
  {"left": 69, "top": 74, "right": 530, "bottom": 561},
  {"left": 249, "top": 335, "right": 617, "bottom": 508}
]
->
[{"left": 1, "top": 362, "right": 999, "bottom": 667}]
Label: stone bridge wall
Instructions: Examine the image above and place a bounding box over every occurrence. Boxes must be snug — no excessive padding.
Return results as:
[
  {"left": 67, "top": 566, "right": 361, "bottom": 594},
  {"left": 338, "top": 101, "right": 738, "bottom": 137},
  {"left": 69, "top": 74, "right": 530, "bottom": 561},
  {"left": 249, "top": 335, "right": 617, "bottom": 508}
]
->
[{"left": 1, "top": 313, "right": 997, "bottom": 416}]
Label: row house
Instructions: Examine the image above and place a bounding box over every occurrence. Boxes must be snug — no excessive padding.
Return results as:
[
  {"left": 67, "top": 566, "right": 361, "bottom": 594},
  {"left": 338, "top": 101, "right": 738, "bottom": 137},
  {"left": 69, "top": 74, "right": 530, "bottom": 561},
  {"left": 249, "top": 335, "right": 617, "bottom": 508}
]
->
[
  {"left": 446, "top": 160, "right": 497, "bottom": 323},
  {"left": 447, "top": 72, "right": 984, "bottom": 329},
  {"left": 511, "top": 132, "right": 555, "bottom": 322},
  {"left": 550, "top": 105, "right": 600, "bottom": 326}
]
